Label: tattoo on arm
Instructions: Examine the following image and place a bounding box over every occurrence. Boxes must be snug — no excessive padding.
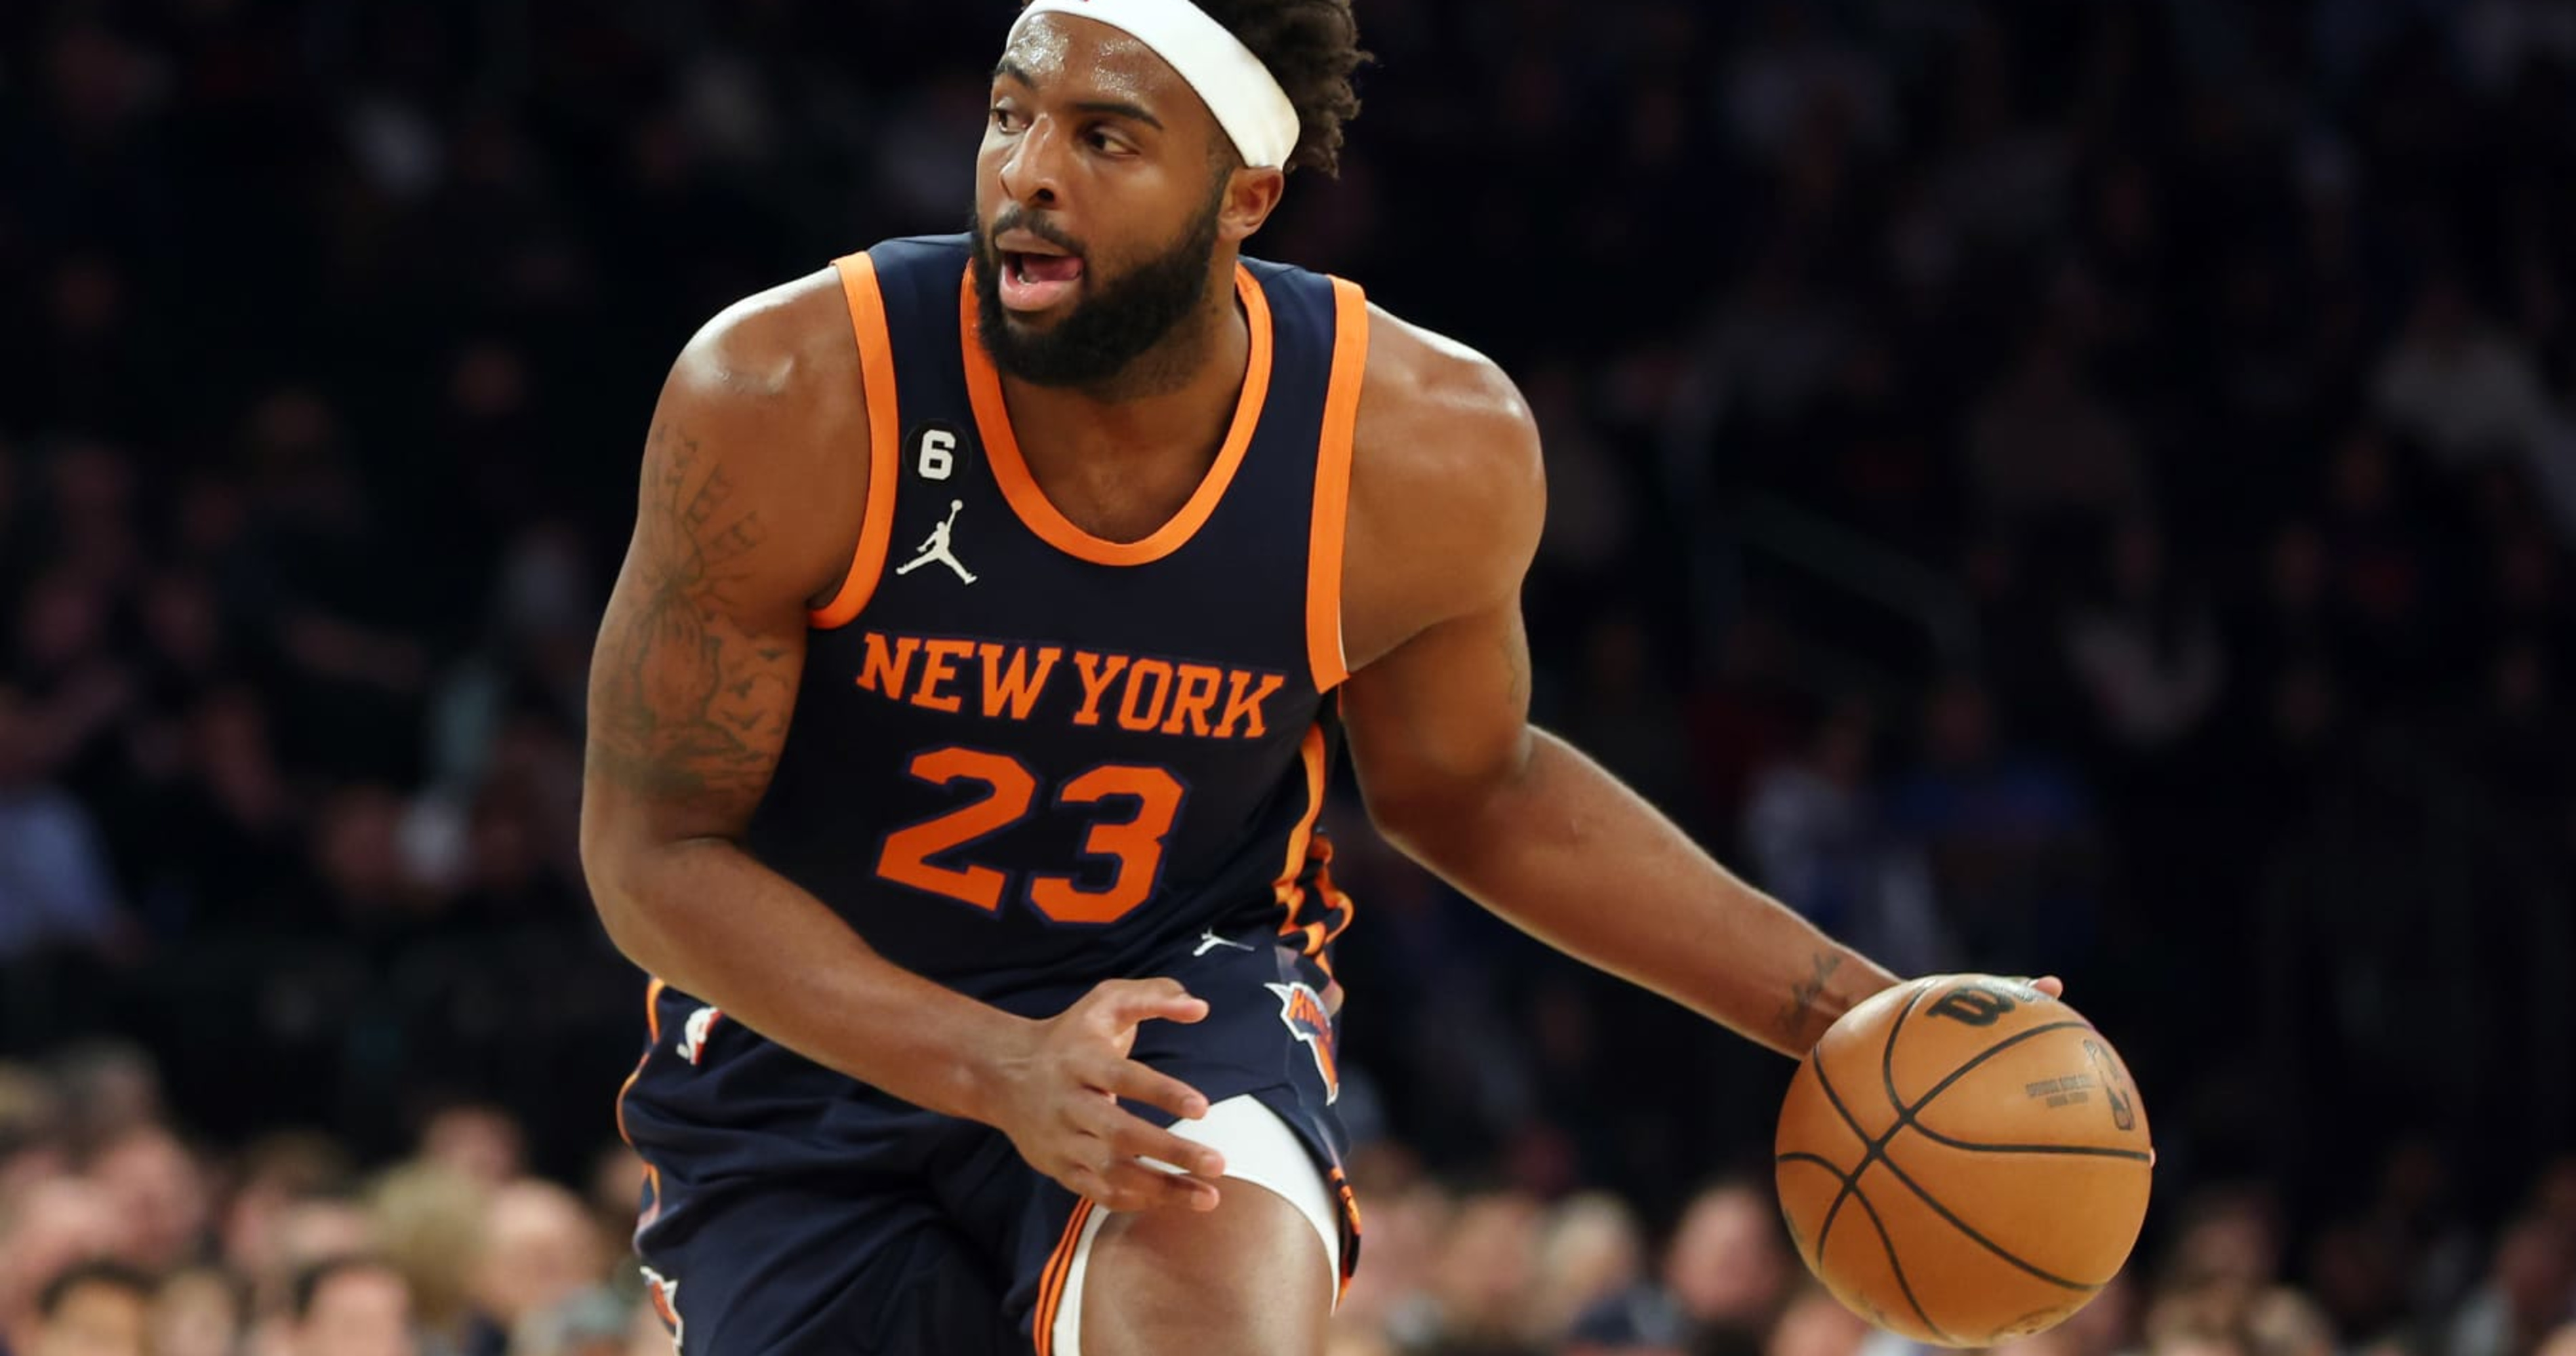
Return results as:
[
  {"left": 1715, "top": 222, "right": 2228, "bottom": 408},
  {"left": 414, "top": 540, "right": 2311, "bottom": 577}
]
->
[
  {"left": 589, "top": 421, "right": 798, "bottom": 807},
  {"left": 1775, "top": 951, "right": 1844, "bottom": 1046}
]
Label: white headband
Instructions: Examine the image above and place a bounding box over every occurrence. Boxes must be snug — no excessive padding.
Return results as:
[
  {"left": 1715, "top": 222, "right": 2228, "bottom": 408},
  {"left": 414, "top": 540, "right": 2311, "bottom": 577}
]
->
[{"left": 1008, "top": 0, "right": 1300, "bottom": 170}]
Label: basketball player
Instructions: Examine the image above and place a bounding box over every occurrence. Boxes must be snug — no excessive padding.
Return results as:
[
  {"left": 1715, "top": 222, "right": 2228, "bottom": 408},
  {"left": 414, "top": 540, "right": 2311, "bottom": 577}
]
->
[{"left": 581, "top": 1, "right": 2053, "bottom": 1351}]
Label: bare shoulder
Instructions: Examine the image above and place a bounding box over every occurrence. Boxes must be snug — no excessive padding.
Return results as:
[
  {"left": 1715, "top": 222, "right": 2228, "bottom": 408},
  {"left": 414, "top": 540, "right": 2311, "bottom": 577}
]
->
[
  {"left": 1351, "top": 303, "right": 1545, "bottom": 516},
  {"left": 670, "top": 268, "right": 855, "bottom": 403},
  {"left": 661, "top": 267, "right": 862, "bottom": 476},
  {"left": 1342, "top": 300, "right": 1547, "bottom": 666},
  {"left": 643, "top": 266, "right": 870, "bottom": 607}
]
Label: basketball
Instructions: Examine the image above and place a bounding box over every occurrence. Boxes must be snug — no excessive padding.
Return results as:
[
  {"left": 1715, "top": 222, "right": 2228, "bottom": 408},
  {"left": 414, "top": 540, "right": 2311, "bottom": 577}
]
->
[{"left": 1774, "top": 975, "right": 2154, "bottom": 1347}]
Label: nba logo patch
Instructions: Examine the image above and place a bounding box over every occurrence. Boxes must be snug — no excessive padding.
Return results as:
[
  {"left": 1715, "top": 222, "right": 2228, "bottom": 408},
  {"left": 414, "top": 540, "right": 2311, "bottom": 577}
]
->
[
  {"left": 1265, "top": 982, "right": 1339, "bottom": 1104},
  {"left": 678, "top": 1006, "right": 723, "bottom": 1066}
]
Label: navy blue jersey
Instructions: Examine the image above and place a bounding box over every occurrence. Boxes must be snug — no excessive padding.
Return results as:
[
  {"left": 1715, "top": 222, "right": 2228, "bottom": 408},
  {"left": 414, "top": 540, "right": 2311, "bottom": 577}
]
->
[
  {"left": 746, "top": 235, "right": 1364, "bottom": 1004},
  {"left": 614, "top": 239, "right": 1374, "bottom": 1349}
]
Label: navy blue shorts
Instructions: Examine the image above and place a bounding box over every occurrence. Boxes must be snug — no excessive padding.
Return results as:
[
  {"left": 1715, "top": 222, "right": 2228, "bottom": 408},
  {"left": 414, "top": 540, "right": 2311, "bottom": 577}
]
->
[{"left": 615, "top": 928, "right": 1356, "bottom": 1355}]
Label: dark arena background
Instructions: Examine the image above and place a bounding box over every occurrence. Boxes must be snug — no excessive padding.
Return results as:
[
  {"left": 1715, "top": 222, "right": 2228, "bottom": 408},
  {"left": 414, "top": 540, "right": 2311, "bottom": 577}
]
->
[{"left": 5, "top": 1, "right": 2576, "bottom": 1354}]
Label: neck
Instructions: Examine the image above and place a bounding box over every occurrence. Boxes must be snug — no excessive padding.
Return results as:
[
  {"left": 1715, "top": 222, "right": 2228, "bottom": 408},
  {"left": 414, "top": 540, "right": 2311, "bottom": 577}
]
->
[{"left": 1001, "top": 262, "right": 1249, "bottom": 460}]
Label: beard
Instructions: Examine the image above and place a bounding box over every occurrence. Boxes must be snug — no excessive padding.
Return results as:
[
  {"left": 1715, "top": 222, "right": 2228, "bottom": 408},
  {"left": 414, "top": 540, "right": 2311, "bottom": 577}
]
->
[{"left": 971, "top": 187, "right": 1226, "bottom": 392}]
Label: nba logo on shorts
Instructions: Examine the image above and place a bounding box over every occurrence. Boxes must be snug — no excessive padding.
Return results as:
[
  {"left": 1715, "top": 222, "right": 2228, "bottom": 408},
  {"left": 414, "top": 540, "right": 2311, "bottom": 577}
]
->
[
  {"left": 678, "top": 1006, "right": 723, "bottom": 1066},
  {"left": 1265, "top": 982, "right": 1339, "bottom": 1104}
]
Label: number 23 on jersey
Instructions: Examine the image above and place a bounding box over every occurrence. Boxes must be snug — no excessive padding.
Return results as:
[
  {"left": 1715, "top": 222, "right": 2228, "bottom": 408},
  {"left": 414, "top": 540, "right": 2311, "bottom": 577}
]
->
[{"left": 874, "top": 746, "right": 1185, "bottom": 925}]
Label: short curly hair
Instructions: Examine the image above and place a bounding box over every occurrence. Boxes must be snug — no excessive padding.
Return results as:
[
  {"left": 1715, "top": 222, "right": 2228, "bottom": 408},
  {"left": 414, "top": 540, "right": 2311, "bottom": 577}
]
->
[{"left": 1194, "top": 0, "right": 1369, "bottom": 176}]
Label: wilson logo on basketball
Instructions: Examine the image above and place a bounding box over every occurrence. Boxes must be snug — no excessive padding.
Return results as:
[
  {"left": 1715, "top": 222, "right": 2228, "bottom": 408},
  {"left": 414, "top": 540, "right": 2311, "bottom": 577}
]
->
[
  {"left": 1927, "top": 982, "right": 2019, "bottom": 1026},
  {"left": 1266, "top": 982, "right": 1339, "bottom": 1104}
]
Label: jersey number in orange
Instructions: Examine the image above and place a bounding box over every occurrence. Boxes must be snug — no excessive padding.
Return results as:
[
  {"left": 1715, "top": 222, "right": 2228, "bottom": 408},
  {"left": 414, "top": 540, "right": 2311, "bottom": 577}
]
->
[{"left": 875, "top": 749, "right": 1185, "bottom": 924}]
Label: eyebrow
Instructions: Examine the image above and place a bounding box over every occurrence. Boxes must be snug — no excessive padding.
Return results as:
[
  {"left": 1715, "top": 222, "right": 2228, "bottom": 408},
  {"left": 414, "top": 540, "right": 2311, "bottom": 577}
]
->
[
  {"left": 1073, "top": 99, "right": 1163, "bottom": 130},
  {"left": 990, "top": 58, "right": 1166, "bottom": 131}
]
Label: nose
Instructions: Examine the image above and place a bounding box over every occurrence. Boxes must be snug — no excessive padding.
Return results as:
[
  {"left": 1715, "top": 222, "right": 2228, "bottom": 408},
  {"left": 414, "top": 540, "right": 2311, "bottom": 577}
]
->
[{"left": 997, "top": 114, "right": 1066, "bottom": 210}]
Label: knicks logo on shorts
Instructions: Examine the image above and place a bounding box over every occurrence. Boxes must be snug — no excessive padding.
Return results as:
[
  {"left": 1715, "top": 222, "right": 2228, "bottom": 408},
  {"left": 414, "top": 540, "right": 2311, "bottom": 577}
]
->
[
  {"left": 641, "top": 1267, "right": 683, "bottom": 1351},
  {"left": 1266, "top": 982, "right": 1339, "bottom": 1104}
]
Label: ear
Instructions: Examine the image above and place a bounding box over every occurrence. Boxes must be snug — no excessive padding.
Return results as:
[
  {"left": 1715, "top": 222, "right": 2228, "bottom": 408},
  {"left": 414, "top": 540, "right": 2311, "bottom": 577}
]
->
[{"left": 1215, "top": 165, "right": 1289, "bottom": 245}]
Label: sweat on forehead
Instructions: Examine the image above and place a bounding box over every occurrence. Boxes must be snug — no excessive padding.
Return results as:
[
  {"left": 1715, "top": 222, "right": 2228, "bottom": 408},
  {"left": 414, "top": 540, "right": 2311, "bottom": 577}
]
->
[{"left": 999, "top": 18, "right": 1169, "bottom": 101}]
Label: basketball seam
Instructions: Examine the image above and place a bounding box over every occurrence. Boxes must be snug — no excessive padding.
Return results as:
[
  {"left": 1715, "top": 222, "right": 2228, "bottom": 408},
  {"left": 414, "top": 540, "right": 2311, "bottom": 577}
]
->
[
  {"left": 1845, "top": 1170, "right": 1952, "bottom": 1344},
  {"left": 1870, "top": 1142, "right": 2104, "bottom": 1291},
  {"left": 1807, "top": 1001, "right": 2115, "bottom": 1318},
  {"left": 1809, "top": 986, "right": 1929, "bottom": 1276},
  {"left": 1904, "top": 1020, "right": 2100, "bottom": 1115},
  {"left": 1885, "top": 1010, "right": 2143, "bottom": 1180},
  {"left": 1904, "top": 1120, "right": 2154, "bottom": 1162},
  {"left": 1775, "top": 1151, "right": 1845, "bottom": 1265},
  {"left": 1809, "top": 1060, "right": 1859, "bottom": 1260},
  {"left": 1885, "top": 1015, "right": 2114, "bottom": 1289},
  {"left": 1774, "top": 1151, "right": 1954, "bottom": 1344},
  {"left": 1889, "top": 1015, "right": 2115, "bottom": 1290}
]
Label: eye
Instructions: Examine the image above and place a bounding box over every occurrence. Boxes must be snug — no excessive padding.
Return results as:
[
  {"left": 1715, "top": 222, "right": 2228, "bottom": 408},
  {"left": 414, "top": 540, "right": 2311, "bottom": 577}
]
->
[
  {"left": 1087, "top": 127, "right": 1133, "bottom": 154},
  {"left": 990, "top": 104, "right": 1026, "bottom": 133}
]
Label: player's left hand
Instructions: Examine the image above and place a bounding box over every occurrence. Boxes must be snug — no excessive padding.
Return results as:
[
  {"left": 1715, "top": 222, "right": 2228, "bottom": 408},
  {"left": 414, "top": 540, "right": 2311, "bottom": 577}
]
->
[{"left": 985, "top": 978, "right": 1231, "bottom": 1216}]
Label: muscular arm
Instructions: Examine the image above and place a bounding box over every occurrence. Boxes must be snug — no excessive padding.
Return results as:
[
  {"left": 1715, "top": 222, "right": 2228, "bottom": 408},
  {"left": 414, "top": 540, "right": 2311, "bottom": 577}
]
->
[
  {"left": 1338, "top": 317, "right": 1897, "bottom": 1058},
  {"left": 580, "top": 275, "right": 1031, "bottom": 1121}
]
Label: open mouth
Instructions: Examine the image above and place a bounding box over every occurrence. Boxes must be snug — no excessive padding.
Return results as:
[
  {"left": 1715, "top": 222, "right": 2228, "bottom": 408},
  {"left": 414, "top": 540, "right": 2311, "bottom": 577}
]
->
[{"left": 997, "top": 242, "right": 1085, "bottom": 313}]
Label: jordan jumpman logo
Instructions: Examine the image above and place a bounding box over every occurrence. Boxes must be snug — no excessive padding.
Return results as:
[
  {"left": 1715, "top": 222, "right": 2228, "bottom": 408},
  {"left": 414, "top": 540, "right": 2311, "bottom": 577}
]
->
[{"left": 896, "top": 500, "right": 977, "bottom": 584}]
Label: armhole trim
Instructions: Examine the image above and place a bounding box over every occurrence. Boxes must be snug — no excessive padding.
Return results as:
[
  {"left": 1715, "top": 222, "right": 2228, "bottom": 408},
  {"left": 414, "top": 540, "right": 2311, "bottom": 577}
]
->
[
  {"left": 1306, "top": 278, "right": 1368, "bottom": 690},
  {"left": 809, "top": 252, "right": 903, "bottom": 629}
]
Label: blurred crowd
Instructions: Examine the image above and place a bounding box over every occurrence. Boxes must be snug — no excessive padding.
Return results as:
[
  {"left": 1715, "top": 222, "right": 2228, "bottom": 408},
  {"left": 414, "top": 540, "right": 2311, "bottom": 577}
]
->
[
  {"left": 6, "top": 0, "right": 2576, "bottom": 1352},
  {"left": 1, "top": 1045, "right": 682, "bottom": 1356},
  {"left": 7, "top": 1045, "right": 2576, "bottom": 1356}
]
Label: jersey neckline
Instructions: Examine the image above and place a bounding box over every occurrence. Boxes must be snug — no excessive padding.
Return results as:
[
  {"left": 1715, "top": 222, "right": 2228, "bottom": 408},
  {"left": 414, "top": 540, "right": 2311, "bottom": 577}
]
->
[{"left": 957, "top": 264, "right": 1274, "bottom": 567}]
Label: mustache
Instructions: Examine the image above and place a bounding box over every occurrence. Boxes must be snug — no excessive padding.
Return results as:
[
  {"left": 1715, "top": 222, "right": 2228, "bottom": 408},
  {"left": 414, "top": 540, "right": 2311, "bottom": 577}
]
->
[{"left": 984, "top": 207, "right": 1087, "bottom": 259}]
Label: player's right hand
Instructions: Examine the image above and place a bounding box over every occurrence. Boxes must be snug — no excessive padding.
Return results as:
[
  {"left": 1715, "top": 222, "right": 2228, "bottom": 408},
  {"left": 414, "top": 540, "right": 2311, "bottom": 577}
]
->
[{"left": 986, "top": 978, "right": 1229, "bottom": 1214}]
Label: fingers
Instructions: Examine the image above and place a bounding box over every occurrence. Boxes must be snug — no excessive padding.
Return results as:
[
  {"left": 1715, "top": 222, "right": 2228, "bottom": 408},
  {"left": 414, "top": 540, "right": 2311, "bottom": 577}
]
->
[
  {"left": 1074, "top": 1095, "right": 1228, "bottom": 1180},
  {"left": 1061, "top": 1153, "right": 1224, "bottom": 1213},
  {"left": 1026, "top": 978, "right": 1234, "bottom": 1214},
  {"left": 1093, "top": 1056, "right": 1211, "bottom": 1123},
  {"left": 1083, "top": 978, "right": 1209, "bottom": 1032},
  {"left": 2005, "top": 974, "right": 2068, "bottom": 1001}
]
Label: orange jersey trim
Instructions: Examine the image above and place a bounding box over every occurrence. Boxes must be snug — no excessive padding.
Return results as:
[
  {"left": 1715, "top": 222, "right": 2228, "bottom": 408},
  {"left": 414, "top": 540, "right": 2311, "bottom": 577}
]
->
[
  {"left": 613, "top": 976, "right": 668, "bottom": 1146},
  {"left": 1306, "top": 279, "right": 1369, "bottom": 690},
  {"left": 614, "top": 978, "right": 670, "bottom": 1237},
  {"left": 1032, "top": 1197, "right": 1098, "bottom": 1355},
  {"left": 1308, "top": 837, "right": 1355, "bottom": 978},
  {"left": 1274, "top": 720, "right": 1357, "bottom": 974},
  {"left": 1330, "top": 1165, "right": 1363, "bottom": 1301},
  {"left": 959, "top": 265, "right": 1274, "bottom": 567},
  {"left": 810, "top": 252, "right": 905, "bottom": 629},
  {"left": 1271, "top": 723, "right": 1328, "bottom": 922}
]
